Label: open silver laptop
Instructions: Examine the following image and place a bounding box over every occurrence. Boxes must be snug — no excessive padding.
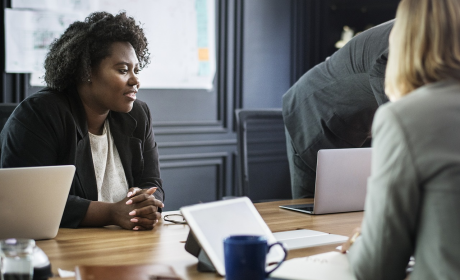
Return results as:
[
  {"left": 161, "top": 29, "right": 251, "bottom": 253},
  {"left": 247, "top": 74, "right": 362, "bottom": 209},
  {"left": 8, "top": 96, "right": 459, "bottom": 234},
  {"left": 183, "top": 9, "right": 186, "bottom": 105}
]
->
[
  {"left": 0, "top": 165, "right": 75, "bottom": 240},
  {"left": 280, "top": 148, "right": 372, "bottom": 214}
]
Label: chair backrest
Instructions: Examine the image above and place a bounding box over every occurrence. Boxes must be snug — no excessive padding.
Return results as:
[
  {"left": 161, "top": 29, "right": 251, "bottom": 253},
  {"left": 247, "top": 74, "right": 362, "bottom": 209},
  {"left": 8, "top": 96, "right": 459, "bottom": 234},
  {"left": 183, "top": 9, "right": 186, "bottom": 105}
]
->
[
  {"left": 0, "top": 103, "right": 17, "bottom": 132},
  {"left": 235, "top": 109, "right": 291, "bottom": 201}
]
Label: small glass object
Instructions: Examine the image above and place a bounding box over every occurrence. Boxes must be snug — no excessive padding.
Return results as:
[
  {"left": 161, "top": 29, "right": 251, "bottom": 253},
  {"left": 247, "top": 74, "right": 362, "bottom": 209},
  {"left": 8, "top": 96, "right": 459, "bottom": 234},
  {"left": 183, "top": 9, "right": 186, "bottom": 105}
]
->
[{"left": 0, "top": 238, "right": 35, "bottom": 280}]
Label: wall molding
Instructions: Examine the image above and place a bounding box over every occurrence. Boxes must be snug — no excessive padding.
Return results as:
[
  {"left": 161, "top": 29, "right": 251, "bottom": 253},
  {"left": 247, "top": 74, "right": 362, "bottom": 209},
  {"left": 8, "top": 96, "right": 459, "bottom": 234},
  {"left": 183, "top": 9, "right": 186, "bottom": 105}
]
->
[
  {"left": 159, "top": 151, "right": 230, "bottom": 199},
  {"left": 158, "top": 139, "right": 237, "bottom": 148},
  {"left": 160, "top": 152, "right": 229, "bottom": 161},
  {"left": 247, "top": 154, "right": 289, "bottom": 164},
  {"left": 154, "top": 126, "right": 229, "bottom": 135},
  {"left": 153, "top": 120, "right": 223, "bottom": 127},
  {"left": 160, "top": 159, "right": 223, "bottom": 169},
  {"left": 232, "top": 0, "right": 244, "bottom": 124},
  {"left": 217, "top": 0, "right": 228, "bottom": 128}
]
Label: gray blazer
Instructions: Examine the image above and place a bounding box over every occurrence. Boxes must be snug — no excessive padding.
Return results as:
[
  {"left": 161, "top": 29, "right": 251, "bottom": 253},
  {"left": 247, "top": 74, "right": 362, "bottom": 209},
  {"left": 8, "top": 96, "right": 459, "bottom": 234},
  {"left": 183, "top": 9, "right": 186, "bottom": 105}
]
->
[{"left": 348, "top": 80, "right": 460, "bottom": 279}]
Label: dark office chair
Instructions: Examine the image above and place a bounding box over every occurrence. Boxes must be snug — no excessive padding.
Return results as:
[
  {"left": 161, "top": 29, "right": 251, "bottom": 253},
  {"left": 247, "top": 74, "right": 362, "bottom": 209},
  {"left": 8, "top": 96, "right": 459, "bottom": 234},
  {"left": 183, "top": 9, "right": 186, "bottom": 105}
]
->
[
  {"left": 0, "top": 103, "right": 17, "bottom": 132},
  {"left": 235, "top": 109, "right": 292, "bottom": 202}
]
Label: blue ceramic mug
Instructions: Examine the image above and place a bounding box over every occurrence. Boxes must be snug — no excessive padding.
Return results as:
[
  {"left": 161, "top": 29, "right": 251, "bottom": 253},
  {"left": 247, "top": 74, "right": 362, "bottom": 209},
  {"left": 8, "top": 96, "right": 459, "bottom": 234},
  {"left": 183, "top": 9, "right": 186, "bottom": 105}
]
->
[{"left": 223, "top": 235, "right": 287, "bottom": 280}]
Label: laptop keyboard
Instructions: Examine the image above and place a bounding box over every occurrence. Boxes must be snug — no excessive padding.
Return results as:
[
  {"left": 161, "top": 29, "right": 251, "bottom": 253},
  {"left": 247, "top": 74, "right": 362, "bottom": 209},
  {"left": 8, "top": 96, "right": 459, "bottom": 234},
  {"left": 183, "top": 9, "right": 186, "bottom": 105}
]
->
[
  {"left": 279, "top": 203, "right": 314, "bottom": 213},
  {"left": 298, "top": 206, "right": 314, "bottom": 211}
]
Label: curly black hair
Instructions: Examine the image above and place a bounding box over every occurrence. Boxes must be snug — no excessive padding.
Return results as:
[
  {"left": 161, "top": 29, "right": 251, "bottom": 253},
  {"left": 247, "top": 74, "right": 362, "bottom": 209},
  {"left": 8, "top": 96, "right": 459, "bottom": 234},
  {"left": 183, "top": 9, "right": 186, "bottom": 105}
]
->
[{"left": 44, "top": 11, "right": 150, "bottom": 91}]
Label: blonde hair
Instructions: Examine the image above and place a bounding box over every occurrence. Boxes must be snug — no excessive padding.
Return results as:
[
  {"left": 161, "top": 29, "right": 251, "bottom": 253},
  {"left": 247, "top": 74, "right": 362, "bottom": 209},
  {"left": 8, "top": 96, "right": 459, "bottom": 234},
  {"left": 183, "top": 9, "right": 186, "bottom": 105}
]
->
[{"left": 385, "top": 0, "right": 460, "bottom": 100}]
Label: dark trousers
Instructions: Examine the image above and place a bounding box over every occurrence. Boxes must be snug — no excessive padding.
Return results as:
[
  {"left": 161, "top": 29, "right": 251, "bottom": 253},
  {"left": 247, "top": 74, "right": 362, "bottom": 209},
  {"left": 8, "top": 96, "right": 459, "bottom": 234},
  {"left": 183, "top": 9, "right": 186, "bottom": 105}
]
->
[
  {"left": 285, "top": 128, "right": 315, "bottom": 198},
  {"left": 285, "top": 128, "right": 371, "bottom": 199}
]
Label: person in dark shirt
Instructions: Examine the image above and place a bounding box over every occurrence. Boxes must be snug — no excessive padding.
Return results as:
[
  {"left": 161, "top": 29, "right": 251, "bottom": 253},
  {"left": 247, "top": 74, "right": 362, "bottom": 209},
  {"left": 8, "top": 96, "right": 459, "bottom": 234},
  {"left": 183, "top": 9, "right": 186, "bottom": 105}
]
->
[{"left": 282, "top": 20, "right": 394, "bottom": 198}]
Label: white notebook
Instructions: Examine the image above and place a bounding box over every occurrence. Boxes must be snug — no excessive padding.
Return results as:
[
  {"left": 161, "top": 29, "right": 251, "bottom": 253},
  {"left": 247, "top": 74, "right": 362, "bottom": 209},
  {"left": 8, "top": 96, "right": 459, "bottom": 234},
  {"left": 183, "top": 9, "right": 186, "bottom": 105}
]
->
[{"left": 273, "top": 229, "right": 348, "bottom": 250}]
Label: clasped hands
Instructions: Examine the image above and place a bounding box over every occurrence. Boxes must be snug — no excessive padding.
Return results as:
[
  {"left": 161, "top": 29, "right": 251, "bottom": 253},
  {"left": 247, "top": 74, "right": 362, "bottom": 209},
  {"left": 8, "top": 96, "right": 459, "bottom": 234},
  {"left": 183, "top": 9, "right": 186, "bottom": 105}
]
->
[{"left": 114, "top": 187, "right": 164, "bottom": 231}]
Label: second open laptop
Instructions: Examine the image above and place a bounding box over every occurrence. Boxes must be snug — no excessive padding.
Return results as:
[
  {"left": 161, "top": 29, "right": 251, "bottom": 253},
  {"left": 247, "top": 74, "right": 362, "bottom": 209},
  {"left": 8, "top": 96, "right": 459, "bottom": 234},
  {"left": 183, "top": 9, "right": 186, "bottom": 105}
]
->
[
  {"left": 280, "top": 148, "right": 372, "bottom": 215},
  {"left": 0, "top": 165, "right": 75, "bottom": 240}
]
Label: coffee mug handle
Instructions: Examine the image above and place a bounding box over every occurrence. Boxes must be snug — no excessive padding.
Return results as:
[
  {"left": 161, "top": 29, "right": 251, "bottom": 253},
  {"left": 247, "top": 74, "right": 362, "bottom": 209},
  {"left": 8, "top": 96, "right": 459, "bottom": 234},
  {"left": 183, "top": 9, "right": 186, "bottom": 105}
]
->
[{"left": 265, "top": 241, "right": 288, "bottom": 276}]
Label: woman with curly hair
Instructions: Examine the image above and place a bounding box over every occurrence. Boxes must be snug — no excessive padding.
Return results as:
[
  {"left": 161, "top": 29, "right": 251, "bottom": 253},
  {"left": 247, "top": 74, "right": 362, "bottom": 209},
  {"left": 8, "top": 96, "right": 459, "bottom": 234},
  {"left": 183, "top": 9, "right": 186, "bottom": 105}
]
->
[{"left": 0, "top": 11, "right": 164, "bottom": 230}]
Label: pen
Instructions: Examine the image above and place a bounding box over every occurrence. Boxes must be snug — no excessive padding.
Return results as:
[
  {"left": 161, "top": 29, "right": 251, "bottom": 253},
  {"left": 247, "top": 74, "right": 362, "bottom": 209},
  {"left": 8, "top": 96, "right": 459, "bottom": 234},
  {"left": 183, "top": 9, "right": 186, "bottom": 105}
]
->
[{"left": 349, "top": 231, "right": 360, "bottom": 246}]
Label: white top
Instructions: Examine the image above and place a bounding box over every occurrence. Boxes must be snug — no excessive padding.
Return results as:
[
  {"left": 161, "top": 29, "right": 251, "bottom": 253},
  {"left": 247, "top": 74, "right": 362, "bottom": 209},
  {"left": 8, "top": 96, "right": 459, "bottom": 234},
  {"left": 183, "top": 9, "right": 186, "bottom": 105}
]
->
[{"left": 89, "top": 120, "right": 128, "bottom": 203}]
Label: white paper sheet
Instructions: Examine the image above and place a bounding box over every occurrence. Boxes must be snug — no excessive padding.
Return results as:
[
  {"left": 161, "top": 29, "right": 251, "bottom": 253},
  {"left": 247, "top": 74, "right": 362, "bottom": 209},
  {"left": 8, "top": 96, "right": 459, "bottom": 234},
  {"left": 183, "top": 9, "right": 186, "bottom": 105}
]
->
[
  {"left": 94, "top": 0, "right": 216, "bottom": 89},
  {"left": 12, "top": 0, "right": 96, "bottom": 12},
  {"left": 8, "top": 0, "right": 216, "bottom": 89},
  {"left": 57, "top": 268, "right": 75, "bottom": 278},
  {"left": 270, "top": 251, "right": 357, "bottom": 280},
  {"left": 5, "top": 9, "right": 84, "bottom": 73}
]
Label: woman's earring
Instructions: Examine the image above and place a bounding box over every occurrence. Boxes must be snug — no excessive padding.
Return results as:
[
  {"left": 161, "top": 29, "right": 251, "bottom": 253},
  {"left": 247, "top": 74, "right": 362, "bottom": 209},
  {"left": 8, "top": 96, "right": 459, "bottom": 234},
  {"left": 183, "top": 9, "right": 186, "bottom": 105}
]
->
[{"left": 88, "top": 79, "right": 91, "bottom": 83}]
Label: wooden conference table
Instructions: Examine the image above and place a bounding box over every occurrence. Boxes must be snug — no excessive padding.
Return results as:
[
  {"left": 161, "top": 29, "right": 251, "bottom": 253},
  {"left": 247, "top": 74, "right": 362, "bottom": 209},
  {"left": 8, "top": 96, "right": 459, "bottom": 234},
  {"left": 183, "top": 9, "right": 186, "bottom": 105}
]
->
[{"left": 37, "top": 198, "right": 363, "bottom": 280}]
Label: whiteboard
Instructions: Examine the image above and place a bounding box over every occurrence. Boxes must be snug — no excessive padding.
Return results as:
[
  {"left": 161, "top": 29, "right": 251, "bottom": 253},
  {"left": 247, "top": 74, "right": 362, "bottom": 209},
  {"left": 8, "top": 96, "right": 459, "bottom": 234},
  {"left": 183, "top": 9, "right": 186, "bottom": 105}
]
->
[{"left": 7, "top": 0, "right": 216, "bottom": 89}]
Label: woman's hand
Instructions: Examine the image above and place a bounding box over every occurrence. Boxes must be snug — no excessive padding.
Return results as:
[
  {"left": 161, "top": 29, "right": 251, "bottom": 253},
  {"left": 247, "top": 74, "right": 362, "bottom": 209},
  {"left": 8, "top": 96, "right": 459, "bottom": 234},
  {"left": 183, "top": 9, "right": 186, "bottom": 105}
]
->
[
  {"left": 341, "top": 227, "right": 361, "bottom": 253},
  {"left": 124, "top": 187, "right": 164, "bottom": 230},
  {"left": 80, "top": 187, "right": 163, "bottom": 230}
]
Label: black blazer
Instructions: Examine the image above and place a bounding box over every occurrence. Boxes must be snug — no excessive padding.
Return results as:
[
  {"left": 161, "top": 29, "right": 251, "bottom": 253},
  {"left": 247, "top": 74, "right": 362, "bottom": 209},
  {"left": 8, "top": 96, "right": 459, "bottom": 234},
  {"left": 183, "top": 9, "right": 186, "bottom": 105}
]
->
[{"left": 0, "top": 88, "right": 164, "bottom": 228}]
